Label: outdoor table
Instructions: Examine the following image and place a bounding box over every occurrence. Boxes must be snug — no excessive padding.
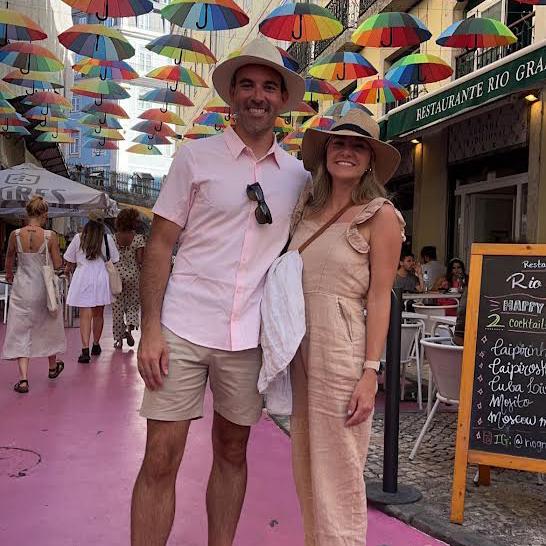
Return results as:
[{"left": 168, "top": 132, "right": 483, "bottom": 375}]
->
[{"left": 402, "top": 291, "right": 462, "bottom": 302}]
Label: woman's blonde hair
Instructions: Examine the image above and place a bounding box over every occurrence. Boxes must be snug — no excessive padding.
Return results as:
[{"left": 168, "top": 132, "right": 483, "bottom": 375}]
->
[
  {"left": 26, "top": 195, "right": 48, "bottom": 218},
  {"left": 80, "top": 219, "right": 105, "bottom": 260}
]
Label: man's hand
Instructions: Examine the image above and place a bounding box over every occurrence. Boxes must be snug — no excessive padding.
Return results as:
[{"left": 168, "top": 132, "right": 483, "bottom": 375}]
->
[
  {"left": 346, "top": 370, "right": 377, "bottom": 427},
  {"left": 137, "top": 327, "right": 169, "bottom": 390}
]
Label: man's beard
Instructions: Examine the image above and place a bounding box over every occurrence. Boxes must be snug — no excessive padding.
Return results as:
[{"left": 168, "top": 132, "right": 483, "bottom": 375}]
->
[{"left": 234, "top": 103, "right": 275, "bottom": 135}]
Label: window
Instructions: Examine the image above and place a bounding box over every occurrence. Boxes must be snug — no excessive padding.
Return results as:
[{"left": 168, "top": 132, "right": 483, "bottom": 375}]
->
[
  {"left": 136, "top": 13, "right": 151, "bottom": 30},
  {"left": 138, "top": 50, "right": 153, "bottom": 72},
  {"left": 71, "top": 96, "right": 81, "bottom": 113},
  {"left": 69, "top": 132, "right": 81, "bottom": 156}
]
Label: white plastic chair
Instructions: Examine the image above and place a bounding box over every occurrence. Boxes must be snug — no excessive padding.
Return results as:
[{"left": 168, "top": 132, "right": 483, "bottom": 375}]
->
[
  {"left": 412, "top": 303, "right": 459, "bottom": 336},
  {"left": 0, "top": 282, "right": 9, "bottom": 323},
  {"left": 410, "top": 337, "right": 463, "bottom": 460}
]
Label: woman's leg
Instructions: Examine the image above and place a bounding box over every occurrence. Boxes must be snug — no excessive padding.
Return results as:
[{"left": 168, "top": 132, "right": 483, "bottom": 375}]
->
[
  {"left": 92, "top": 306, "right": 105, "bottom": 344},
  {"left": 79, "top": 307, "right": 93, "bottom": 348},
  {"left": 48, "top": 354, "right": 57, "bottom": 372},
  {"left": 17, "top": 357, "right": 30, "bottom": 381},
  {"left": 112, "top": 295, "right": 125, "bottom": 343}
]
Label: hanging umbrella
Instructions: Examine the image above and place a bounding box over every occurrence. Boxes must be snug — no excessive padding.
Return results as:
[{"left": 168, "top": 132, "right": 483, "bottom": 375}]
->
[
  {"left": 3, "top": 70, "right": 63, "bottom": 92},
  {"left": 86, "top": 127, "right": 125, "bottom": 141},
  {"left": 304, "top": 78, "right": 341, "bottom": 102},
  {"left": 352, "top": 12, "right": 431, "bottom": 48},
  {"left": 0, "top": 42, "right": 63, "bottom": 73},
  {"left": 146, "top": 34, "right": 216, "bottom": 65},
  {"left": 72, "top": 78, "right": 130, "bottom": 103},
  {"left": 133, "top": 133, "right": 172, "bottom": 145},
  {"left": 146, "top": 65, "right": 208, "bottom": 92},
  {"left": 259, "top": 2, "right": 342, "bottom": 42},
  {"left": 0, "top": 80, "right": 21, "bottom": 100},
  {"left": 80, "top": 113, "right": 123, "bottom": 130},
  {"left": 349, "top": 79, "right": 409, "bottom": 104},
  {"left": 436, "top": 17, "right": 517, "bottom": 49},
  {"left": 324, "top": 100, "right": 373, "bottom": 117},
  {"left": 288, "top": 101, "right": 318, "bottom": 116},
  {"left": 1, "top": 112, "right": 30, "bottom": 127},
  {"left": 60, "top": 0, "right": 153, "bottom": 21},
  {"left": 127, "top": 143, "right": 162, "bottom": 155},
  {"left": 35, "top": 125, "right": 77, "bottom": 134},
  {"left": 0, "top": 98, "right": 15, "bottom": 114},
  {"left": 193, "top": 112, "right": 229, "bottom": 131},
  {"left": 386, "top": 53, "right": 453, "bottom": 85},
  {"left": 84, "top": 139, "right": 119, "bottom": 150},
  {"left": 276, "top": 46, "right": 299, "bottom": 71},
  {"left": 274, "top": 116, "right": 294, "bottom": 133},
  {"left": 309, "top": 52, "right": 377, "bottom": 81},
  {"left": 140, "top": 88, "right": 194, "bottom": 113},
  {"left": 1, "top": 125, "right": 30, "bottom": 136},
  {"left": 280, "top": 142, "right": 300, "bottom": 152},
  {"left": 185, "top": 125, "right": 220, "bottom": 139},
  {"left": 131, "top": 120, "right": 178, "bottom": 138},
  {"left": 59, "top": 24, "right": 135, "bottom": 61},
  {"left": 139, "top": 108, "right": 185, "bottom": 131},
  {"left": 73, "top": 58, "right": 139, "bottom": 81},
  {"left": 300, "top": 114, "right": 335, "bottom": 131},
  {"left": 161, "top": 0, "right": 249, "bottom": 31},
  {"left": 204, "top": 97, "right": 230, "bottom": 113},
  {"left": 283, "top": 130, "right": 304, "bottom": 145},
  {"left": 25, "top": 104, "right": 67, "bottom": 117},
  {"left": 28, "top": 114, "right": 70, "bottom": 125},
  {"left": 0, "top": 9, "right": 47, "bottom": 42},
  {"left": 82, "top": 101, "right": 129, "bottom": 119},
  {"left": 22, "top": 91, "right": 71, "bottom": 114},
  {"left": 36, "top": 131, "right": 75, "bottom": 144}
]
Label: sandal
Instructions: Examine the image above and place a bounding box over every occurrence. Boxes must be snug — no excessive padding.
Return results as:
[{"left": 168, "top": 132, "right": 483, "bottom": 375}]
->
[
  {"left": 48, "top": 361, "right": 65, "bottom": 379},
  {"left": 14, "top": 380, "right": 29, "bottom": 393},
  {"left": 114, "top": 339, "right": 123, "bottom": 349},
  {"left": 125, "top": 329, "right": 135, "bottom": 347}
]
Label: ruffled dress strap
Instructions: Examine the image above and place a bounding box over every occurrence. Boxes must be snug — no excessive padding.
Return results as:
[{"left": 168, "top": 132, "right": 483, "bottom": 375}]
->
[
  {"left": 346, "top": 197, "right": 406, "bottom": 254},
  {"left": 289, "top": 180, "right": 314, "bottom": 237}
]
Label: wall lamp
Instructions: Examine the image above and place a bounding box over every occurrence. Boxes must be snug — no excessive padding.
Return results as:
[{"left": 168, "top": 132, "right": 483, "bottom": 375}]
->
[
  {"left": 411, "top": 137, "right": 421, "bottom": 145},
  {"left": 524, "top": 94, "right": 539, "bottom": 103}
]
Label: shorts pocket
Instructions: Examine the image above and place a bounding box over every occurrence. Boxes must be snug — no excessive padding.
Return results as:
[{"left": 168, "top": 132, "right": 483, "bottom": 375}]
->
[{"left": 336, "top": 297, "right": 353, "bottom": 342}]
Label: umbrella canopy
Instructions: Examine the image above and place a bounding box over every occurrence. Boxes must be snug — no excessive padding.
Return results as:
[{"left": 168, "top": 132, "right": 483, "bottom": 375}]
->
[
  {"left": 1, "top": 112, "right": 30, "bottom": 127},
  {"left": 283, "top": 130, "right": 304, "bottom": 145},
  {"left": 300, "top": 114, "right": 335, "bottom": 131},
  {"left": 184, "top": 125, "right": 220, "bottom": 139},
  {"left": 386, "top": 53, "right": 453, "bottom": 85},
  {"left": 34, "top": 124, "right": 77, "bottom": 133},
  {"left": 37, "top": 131, "right": 75, "bottom": 143},
  {"left": 3, "top": 70, "right": 63, "bottom": 91},
  {"left": 280, "top": 142, "right": 300, "bottom": 152},
  {"left": 146, "top": 34, "right": 217, "bottom": 65},
  {"left": 323, "top": 100, "right": 373, "bottom": 117},
  {"left": 0, "top": 9, "right": 47, "bottom": 41},
  {"left": 28, "top": 114, "right": 69, "bottom": 125},
  {"left": 436, "top": 17, "right": 517, "bottom": 49},
  {"left": 161, "top": 0, "right": 249, "bottom": 31},
  {"left": 84, "top": 139, "right": 119, "bottom": 150},
  {"left": 80, "top": 113, "right": 123, "bottom": 129},
  {"left": 0, "top": 80, "right": 22, "bottom": 100},
  {"left": 140, "top": 88, "right": 194, "bottom": 110},
  {"left": 349, "top": 79, "right": 409, "bottom": 104},
  {"left": 259, "top": 2, "right": 342, "bottom": 42},
  {"left": 274, "top": 116, "right": 294, "bottom": 133},
  {"left": 82, "top": 101, "right": 129, "bottom": 119},
  {"left": 72, "top": 78, "right": 130, "bottom": 100},
  {"left": 309, "top": 52, "right": 377, "bottom": 81},
  {"left": 146, "top": 65, "right": 208, "bottom": 91},
  {"left": 277, "top": 46, "right": 299, "bottom": 71},
  {"left": 139, "top": 108, "right": 185, "bottom": 127},
  {"left": 0, "top": 98, "right": 15, "bottom": 114},
  {"left": 22, "top": 91, "right": 71, "bottom": 109},
  {"left": 0, "top": 42, "right": 63, "bottom": 73},
  {"left": 203, "top": 97, "right": 230, "bottom": 113},
  {"left": 73, "top": 58, "right": 139, "bottom": 81},
  {"left": 127, "top": 143, "right": 162, "bottom": 155},
  {"left": 1, "top": 125, "right": 30, "bottom": 136},
  {"left": 288, "top": 101, "right": 317, "bottom": 116},
  {"left": 304, "top": 78, "right": 342, "bottom": 102},
  {"left": 352, "top": 12, "right": 431, "bottom": 48},
  {"left": 193, "top": 111, "right": 229, "bottom": 129},
  {"left": 58, "top": 24, "right": 135, "bottom": 61},
  {"left": 0, "top": 162, "right": 118, "bottom": 218},
  {"left": 85, "top": 127, "right": 124, "bottom": 141},
  {"left": 133, "top": 132, "right": 172, "bottom": 145},
  {"left": 60, "top": 0, "right": 153, "bottom": 20},
  {"left": 131, "top": 120, "right": 178, "bottom": 138}
]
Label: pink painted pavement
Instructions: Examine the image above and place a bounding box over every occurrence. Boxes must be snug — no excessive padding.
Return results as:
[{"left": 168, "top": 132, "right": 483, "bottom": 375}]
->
[{"left": 0, "top": 314, "right": 447, "bottom": 546}]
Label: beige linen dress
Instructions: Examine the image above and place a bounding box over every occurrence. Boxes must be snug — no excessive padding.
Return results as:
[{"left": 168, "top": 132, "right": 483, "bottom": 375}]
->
[{"left": 288, "top": 196, "right": 405, "bottom": 546}]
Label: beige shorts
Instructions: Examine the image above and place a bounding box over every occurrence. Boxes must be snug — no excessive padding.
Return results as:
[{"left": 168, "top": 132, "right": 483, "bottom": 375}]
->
[{"left": 139, "top": 327, "right": 263, "bottom": 426}]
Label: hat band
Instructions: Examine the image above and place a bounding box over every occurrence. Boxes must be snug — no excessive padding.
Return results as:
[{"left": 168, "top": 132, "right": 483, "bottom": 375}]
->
[{"left": 331, "top": 123, "right": 373, "bottom": 138}]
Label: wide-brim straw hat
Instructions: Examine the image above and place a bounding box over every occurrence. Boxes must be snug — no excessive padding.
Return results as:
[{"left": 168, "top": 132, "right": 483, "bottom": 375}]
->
[
  {"left": 301, "top": 109, "right": 401, "bottom": 185},
  {"left": 212, "top": 37, "right": 305, "bottom": 114}
]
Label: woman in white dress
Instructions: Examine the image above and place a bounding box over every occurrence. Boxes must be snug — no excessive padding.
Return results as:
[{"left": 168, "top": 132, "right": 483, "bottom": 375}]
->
[{"left": 64, "top": 214, "right": 119, "bottom": 363}]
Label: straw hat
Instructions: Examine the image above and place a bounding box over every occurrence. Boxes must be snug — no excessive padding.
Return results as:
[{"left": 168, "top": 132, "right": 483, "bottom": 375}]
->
[
  {"left": 212, "top": 37, "right": 305, "bottom": 114},
  {"left": 301, "top": 109, "right": 401, "bottom": 185}
]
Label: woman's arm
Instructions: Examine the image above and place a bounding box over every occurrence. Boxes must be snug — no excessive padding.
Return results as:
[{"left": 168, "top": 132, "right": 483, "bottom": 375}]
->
[
  {"left": 48, "top": 232, "right": 63, "bottom": 270},
  {"left": 136, "top": 246, "right": 144, "bottom": 267},
  {"left": 5, "top": 232, "right": 16, "bottom": 283}
]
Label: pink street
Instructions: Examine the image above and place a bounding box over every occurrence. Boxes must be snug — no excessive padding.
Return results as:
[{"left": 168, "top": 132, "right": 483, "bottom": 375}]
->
[{"left": 1, "top": 316, "right": 447, "bottom": 546}]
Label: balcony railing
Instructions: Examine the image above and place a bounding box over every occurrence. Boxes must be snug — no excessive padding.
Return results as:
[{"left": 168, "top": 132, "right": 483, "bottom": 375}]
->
[
  {"left": 286, "top": 41, "right": 312, "bottom": 74},
  {"left": 455, "top": 12, "right": 534, "bottom": 79},
  {"left": 313, "top": 0, "right": 350, "bottom": 60},
  {"left": 359, "top": 0, "right": 377, "bottom": 16}
]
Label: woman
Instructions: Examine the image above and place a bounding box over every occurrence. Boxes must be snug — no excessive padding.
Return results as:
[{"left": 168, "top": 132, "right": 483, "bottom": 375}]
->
[
  {"left": 2, "top": 196, "right": 66, "bottom": 393},
  {"left": 433, "top": 258, "right": 468, "bottom": 316},
  {"left": 64, "top": 213, "right": 119, "bottom": 363},
  {"left": 112, "top": 207, "right": 145, "bottom": 349},
  {"left": 288, "top": 110, "right": 404, "bottom": 546}
]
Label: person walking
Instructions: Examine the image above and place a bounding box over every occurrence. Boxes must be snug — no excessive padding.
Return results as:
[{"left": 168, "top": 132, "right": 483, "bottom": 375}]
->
[
  {"left": 64, "top": 213, "right": 119, "bottom": 363},
  {"left": 112, "top": 208, "right": 145, "bottom": 349},
  {"left": 2, "top": 196, "right": 66, "bottom": 393},
  {"left": 131, "top": 38, "right": 309, "bottom": 546},
  {"left": 288, "top": 110, "right": 405, "bottom": 546}
]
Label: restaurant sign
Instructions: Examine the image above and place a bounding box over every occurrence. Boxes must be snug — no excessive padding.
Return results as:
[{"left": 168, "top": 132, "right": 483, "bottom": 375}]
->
[{"left": 383, "top": 44, "right": 546, "bottom": 140}]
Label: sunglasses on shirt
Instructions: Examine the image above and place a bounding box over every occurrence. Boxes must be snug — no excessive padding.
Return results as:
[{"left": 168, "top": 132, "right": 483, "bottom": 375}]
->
[{"left": 246, "top": 182, "right": 273, "bottom": 225}]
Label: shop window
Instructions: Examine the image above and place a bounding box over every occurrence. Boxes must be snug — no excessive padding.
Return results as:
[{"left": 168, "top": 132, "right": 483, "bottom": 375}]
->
[{"left": 69, "top": 132, "right": 81, "bottom": 156}]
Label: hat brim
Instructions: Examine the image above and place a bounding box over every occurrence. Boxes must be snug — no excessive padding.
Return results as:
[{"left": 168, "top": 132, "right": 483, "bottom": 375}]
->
[
  {"left": 301, "top": 128, "right": 401, "bottom": 185},
  {"left": 212, "top": 54, "right": 305, "bottom": 115}
]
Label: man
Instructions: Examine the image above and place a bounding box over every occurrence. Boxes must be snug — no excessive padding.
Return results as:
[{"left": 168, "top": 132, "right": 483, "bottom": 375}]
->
[
  {"left": 131, "top": 38, "right": 308, "bottom": 546},
  {"left": 394, "top": 249, "right": 424, "bottom": 293},
  {"left": 420, "top": 245, "right": 445, "bottom": 290}
]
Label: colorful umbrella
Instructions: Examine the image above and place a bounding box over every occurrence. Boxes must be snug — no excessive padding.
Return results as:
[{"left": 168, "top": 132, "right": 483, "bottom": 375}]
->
[
  {"left": 161, "top": 0, "right": 249, "bottom": 31},
  {"left": 349, "top": 79, "right": 409, "bottom": 104},
  {"left": 277, "top": 46, "right": 299, "bottom": 72},
  {"left": 300, "top": 114, "right": 335, "bottom": 131},
  {"left": 139, "top": 108, "right": 186, "bottom": 130},
  {"left": 85, "top": 127, "right": 124, "bottom": 141},
  {"left": 146, "top": 34, "right": 216, "bottom": 65},
  {"left": 274, "top": 116, "right": 293, "bottom": 133},
  {"left": 72, "top": 78, "right": 130, "bottom": 102},
  {"left": 288, "top": 101, "right": 317, "bottom": 116},
  {"left": 204, "top": 97, "right": 230, "bottom": 113},
  {"left": 60, "top": 0, "right": 153, "bottom": 21},
  {"left": 280, "top": 142, "right": 300, "bottom": 152},
  {"left": 82, "top": 101, "right": 129, "bottom": 119},
  {"left": 259, "top": 2, "right": 342, "bottom": 42},
  {"left": 0, "top": 98, "right": 15, "bottom": 114},
  {"left": 386, "top": 53, "right": 453, "bottom": 85},
  {"left": 127, "top": 143, "right": 162, "bottom": 155},
  {"left": 184, "top": 125, "right": 220, "bottom": 139},
  {"left": 304, "top": 78, "right": 341, "bottom": 102},
  {"left": 1, "top": 125, "right": 30, "bottom": 136},
  {"left": 28, "top": 114, "right": 70, "bottom": 125},
  {"left": 0, "top": 9, "right": 47, "bottom": 42},
  {"left": 352, "top": 12, "right": 431, "bottom": 48},
  {"left": 309, "top": 52, "right": 377, "bottom": 81},
  {"left": 133, "top": 133, "right": 171, "bottom": 145},
  {"left": 22, "top": 91, "right": 71, "bottom": 110},
  {"left": 140, "top": 88, "right": 194, "bottom": 112},
  {"left": 35, "top": 125, "right": 77, "bottom": 134},
  {"left": 131, "top": 120, "right": 178, "bottom": 138},
  {"left": 84, "top": 139, "right": 119, "bottom": 150},
  {"left": 1, "top": 112, "right": 30, "bottom": 127},
  {"left": 436, "top": 18, "right": 517, "bottom": 49},
  {"left": 36, "top": 131, "right": 75, "bottom": 144},
  {"left": 80, "top": 113, "right": 123, "bottom": 130},
  {"left": 3, "top": 70, "right": 63, "bottom": 91},
  {"left": 59, "top": 24, "right": 135, "bottom": 61},
  {"left": 146, "top": 65, "right": 208, "bottom": 92},
  {"left": 73, "top": 58, "right": 139, "bottom": 81},
  {"left": 323, "top": 100, "right": 372, "bottom": 118},
  {"left": 0, "top": 80, "right": 22, "bottom": 100},
  {"left": 0, "top": 42, "right": 64, "bottom": 73},
  {"left": 193, "top": 112, "right": 229, "bottom": 130},
  {"left": 283, "top": 130, "right": 304, "bottom": 145}
]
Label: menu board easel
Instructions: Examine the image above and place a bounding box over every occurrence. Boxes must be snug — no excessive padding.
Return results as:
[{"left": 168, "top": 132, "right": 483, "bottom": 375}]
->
[{"left": 451, "top": 244, "right": 546, "bottom": 524}]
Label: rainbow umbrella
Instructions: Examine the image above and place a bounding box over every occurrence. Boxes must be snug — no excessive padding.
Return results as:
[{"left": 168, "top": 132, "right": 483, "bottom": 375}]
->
[
  {"left": 0, "top": 42, "right": 63, "bottom": 73},
  {"left": 133, "top": 133, "right": 171, "bottom": 145},
  {"left": 22, "top": 91, "right": 71, "bottom": 113},
  {"left": 193, "top": 112, "right": 229, "bottom": 130},
  {"left": 140, "top": 88, "right": 194, "bottom": 112},
  {"left": 84, "top": 139, "right": 119, "bottom": 150},
  {"left": 60, "top": 0, "right": 153, "bottom": 20},
  {"left": 304, "top": 78, "right": 341, "bottom": 102},
  {"left": 131, "top": 120, "right": 178, "bottom": 138},
  {"left": 288, "top": 101, "right": 317, "bottom": 116},
  {"left": 0, "top": 98, "right": 15, "bottom": 114},
  {"left": 59, "top": 24, "right": 135, "bottom": 61},
  {"left": 274, "top": 116, "right": 293, "bottom": 133},
  {"left": 300, "top": 114, "right": 335, "bottom": 131},
  {"left": 1, "top": 125, "right": 30, "bottom": 136},
  {"left": 80, "top": 113, "right": 123, "bottom": 130},
  {"left": 280, "top": 142, "right": 300, "bottom": 153},
  {"left": 436, "top": 18, "right": 517, "bottom": 49},
  {"left": 352, "top": 12, "right": 431, "bottom": 48},
  {"left": 28, "top": 114, "right": 70, "bottom": 125},
  {"left": 139, "top": 108, "right": 186, "bottom": 130},
  {"left": 259, "top": 2, "right": 342, "bottom": 42},
  {"left": 386, "top": 53, "right": 453, "bottom": 85},
  {"left": 161, "top": 0, "right": 249, "bottom": 31},
  {"left": 0, "top": 9, "right": 47, "bottom": 42},
  {"left": 73, "top": 58, "right": 139, "bottom": 81},
  {"left": 324, "top": 100, "right": 373, "bottom": 118},
  {"left": 277, "top": 46, "right": 299, "bottom": 71},
  {"left": 146, "top": 65, "right": 208, "bottom": 92},
  {"left": 3, "top": 70, "right": 63, "bottom": 91},
  {"left": 25, "top": 105, "right": 67, "bottom": 117},
  {"left": 203, "top": 97, "right": 230, "bottom": 119},
  {"left": 72, "top": 78, "right": 130, "bottom": 103},
  {"left": 36, "top": 131, "right": 75, "bottom": 144},
  {"left": 85, "top": 127, "right": 124, "bottom": 141},
  {"left": 283, "top": 130, "right": 304, "bottom": 145},
  {"left": 35, "top": 125, "right": 78, "bottom": 138},
  {"left": 82, "top": 101, "right": 129, "bottom": 119},
  {"left": 349, "top": 79, "right": 409, "bottom": 104},
  {"left": 127, "top": 143, "right": 162, "bottom": 155},
  {"left": 1, "top": 112, "right": 30, "bottom": 127},
  {"left": 185, "top": 125, "right": 220, "bottom": 139},
  {"left": 0, "top": 80, "right": 22, "bottom": 100},
  {"left": 146, "top": 34, "right": 216, "bottom": 65},
  {"left": 309, "top": 52, "right": 377, "bottom": 81}
]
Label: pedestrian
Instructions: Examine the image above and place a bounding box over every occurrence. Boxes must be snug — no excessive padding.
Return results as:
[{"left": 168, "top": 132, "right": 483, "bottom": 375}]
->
[
  {"left": 64, "top": 212, "right": 119, "bottom": 363},
  {"left": 112, "top": 208, "right": 145, "bottom": 349},
  {"left": 394, "top": 248, "right": 424, "bottom": 293},
  {"left": 2, "top": 196, "right": 66, "bottom": 393},
  {"left": 288, "top": 109, "right": 405, "bottom": 546},
  {"left": 131, "top": 37, "right": 308, "bottom": 546},
  {"left": 433, "top": 258, "right": 468, "bottom": 315}
]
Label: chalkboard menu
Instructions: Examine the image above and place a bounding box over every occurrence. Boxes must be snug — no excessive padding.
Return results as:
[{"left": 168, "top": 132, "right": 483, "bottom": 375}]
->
[{"left": 469, "top": 255, "right": 546, "bottom": 459}]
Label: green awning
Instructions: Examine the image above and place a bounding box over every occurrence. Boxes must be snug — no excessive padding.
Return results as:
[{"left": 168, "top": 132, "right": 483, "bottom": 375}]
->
[{"left": 381, "top": 41, "right": 546, "bottom": 141}]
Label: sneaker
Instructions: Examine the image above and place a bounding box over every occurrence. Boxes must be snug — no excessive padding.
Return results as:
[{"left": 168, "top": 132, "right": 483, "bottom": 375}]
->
[
  {"left": 91, "top": 343, "right": 102, "bottom": 356},
  {"left": 78, "top": 349, "right": 90, "bottom": 364}
]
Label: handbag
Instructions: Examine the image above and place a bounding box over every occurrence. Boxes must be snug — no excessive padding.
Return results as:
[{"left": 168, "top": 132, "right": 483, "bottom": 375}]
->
[
  {"left": 41, "top": 231, "right": 61, "bottom": 315},
  {"left": 103, "top": 234, "right": 123, "bottom": 296}
]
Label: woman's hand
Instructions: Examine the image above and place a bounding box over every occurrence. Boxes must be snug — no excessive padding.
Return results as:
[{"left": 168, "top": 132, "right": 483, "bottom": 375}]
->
[
  {"left": 5, "top": 272, "right": 13, "bottom": 284},
  {"left": 346, "top": 370, "right": 377, "bottom": 427}
]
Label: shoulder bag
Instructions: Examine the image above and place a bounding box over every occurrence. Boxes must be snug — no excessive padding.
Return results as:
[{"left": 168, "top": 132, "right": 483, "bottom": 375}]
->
[
  {"left": 41, "top": 231, "right": 61, "bottom": 315},
  {"left": 104, "top": 234, "right": 123, "bottom": 296}
]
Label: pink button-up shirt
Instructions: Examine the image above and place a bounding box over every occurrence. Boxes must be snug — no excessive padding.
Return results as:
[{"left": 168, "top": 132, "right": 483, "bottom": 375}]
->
[{"left": 153, "top": 127, "right": 310, "bottom": 351}]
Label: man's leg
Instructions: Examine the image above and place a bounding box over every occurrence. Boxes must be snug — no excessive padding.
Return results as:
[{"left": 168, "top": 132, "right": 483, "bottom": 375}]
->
[
  {"left": 131, "top": 419, "right": 191, "bottom": 546},
  {"left": 206, "top": 411, "right": 251, "bottom": 546}
]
